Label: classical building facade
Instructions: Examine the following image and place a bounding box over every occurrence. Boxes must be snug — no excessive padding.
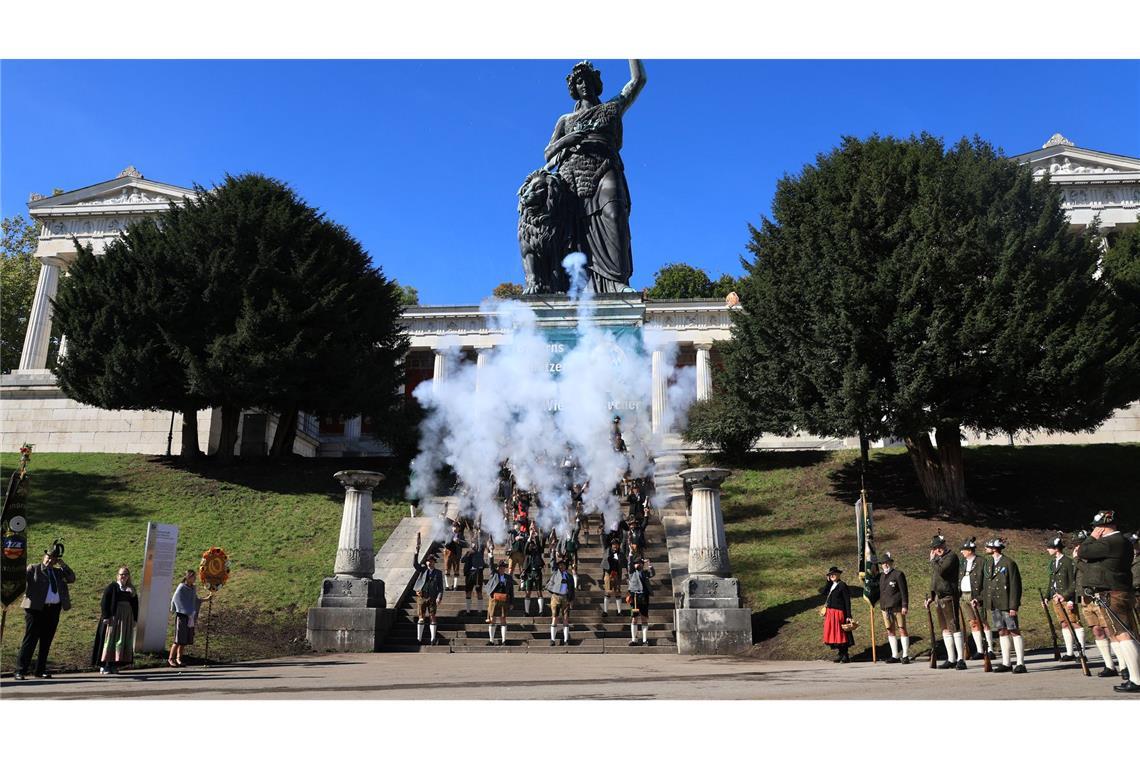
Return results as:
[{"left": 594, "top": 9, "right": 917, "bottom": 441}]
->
[{"left": 2, "top": 134, "right": 1138, "bottom": 455}]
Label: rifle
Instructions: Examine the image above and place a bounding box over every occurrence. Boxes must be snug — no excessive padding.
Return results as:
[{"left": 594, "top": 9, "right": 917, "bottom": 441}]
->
[
  {"left": 1055, "top": 599, "right": 1091, "bottom": 676},
  {"left": 925, "top": 595, "right": 938, "bottom": 669},
  {"left": 1038, "top": 588, "right": 1061, "bottom": 660},
  {"left": 955, "top": 597, "right": 972, "bottom": 659}
]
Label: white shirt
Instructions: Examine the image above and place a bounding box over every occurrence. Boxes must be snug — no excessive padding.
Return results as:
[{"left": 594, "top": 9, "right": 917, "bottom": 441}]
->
[{"left": 960, "top": 556, "right": 975, "bottom": 593}]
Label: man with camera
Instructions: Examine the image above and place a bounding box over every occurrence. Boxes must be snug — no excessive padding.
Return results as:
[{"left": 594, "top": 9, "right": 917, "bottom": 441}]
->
[
  {"left": 15, "top": 540, "right": 75, "bottom": 680},
  {"left": 1074, "top": 511, "right": 1139, "bottom": 693}
]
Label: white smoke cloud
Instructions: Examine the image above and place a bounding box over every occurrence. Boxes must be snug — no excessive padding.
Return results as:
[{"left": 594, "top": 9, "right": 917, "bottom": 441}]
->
[{"left": 407, "top": 257, "right": 695, "bottom": 547}]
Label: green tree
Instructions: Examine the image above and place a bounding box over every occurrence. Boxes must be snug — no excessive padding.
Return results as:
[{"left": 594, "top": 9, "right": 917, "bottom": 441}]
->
[
  {"left": 1102, "top": 220, "right": 1140, "bottom": 305},
  {"left": 55, "top": 174, "right": 409, "bottom": 462},
  {"left": 396, "top": 283, "right": 420, "bottom": 306},
  {"left": 722, "top": 134, "right": 1140, "bottom": 517},
  {"left": 1, "top": 215, "right": 40, "bottom": 373},
  {"left": 683, "top": 391, "right": 759, "bottom": 462},
  {"left": 646, "top": 263, "right": 712, "bottom": 299},
  {"left": 492, "top": 282, "right": 524, "bottom": 299}
]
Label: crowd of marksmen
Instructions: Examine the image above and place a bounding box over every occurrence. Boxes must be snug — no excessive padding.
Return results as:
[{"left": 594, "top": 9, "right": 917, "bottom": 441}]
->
[
  {"left": 409, "top": 415, "right": 658, "bottom": 647},
  {"left": 823, "top": 510, "right": 1140, "bottom": 695}
]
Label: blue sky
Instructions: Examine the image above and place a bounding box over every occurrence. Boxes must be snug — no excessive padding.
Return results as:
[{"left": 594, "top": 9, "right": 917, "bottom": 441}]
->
[{"left": 3, "top": 59, "right": 1138, "bottom": 305}]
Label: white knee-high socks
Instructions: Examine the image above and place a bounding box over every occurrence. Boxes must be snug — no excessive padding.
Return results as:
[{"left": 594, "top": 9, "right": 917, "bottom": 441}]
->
[{"left": 999, "top": 635, "right": 1012, "bottom": 666}]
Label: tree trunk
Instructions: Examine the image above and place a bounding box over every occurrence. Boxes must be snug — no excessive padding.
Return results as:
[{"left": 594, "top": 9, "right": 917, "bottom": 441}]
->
[
  {"left": 179, "top": 407, "right": 202, "bottom": 461},
  {"left": 903, "top": 422, "right": 972, "bottom": 518},
  {"left": 858, "top": 430, "right": 870, "bottom": 473},
  {"left": 269, "top": 403, "right": 299, "bottom": 458},
  {"left": 215, "top": 404, "right": 241, "bottom": 464}
]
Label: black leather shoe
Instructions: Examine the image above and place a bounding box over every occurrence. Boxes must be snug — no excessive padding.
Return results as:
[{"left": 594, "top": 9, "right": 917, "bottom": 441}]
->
[
  {"left": 885, "top": 657, "right": 900, "bottom": 664},
  {"left": 993, "top": 664, "right": 1011, "bottom": 673},
  {"left": 628, "top": 640, "right": 641, "bottom": 647},
  {"left": 1114, "top": 681, "right": 1140, "bottom": 693},
  {"left": 1060, "top": 654, "right": 1075, "bottom": 661},
  {"left": 956, "top": 660, "right": 968, "bottom": 670},
  {"left": 938, "top": 661, "right": 955, "bottom": 669},
  {"left": 839, "top": 654, "right": 850, "bottom": 663},
  {"left": 971, "top": 652, "right": 984, "bottom": 661},
  {"left": 1012, "top": 664, "right": 1027, "bottom": 674},
  {"left": 549, "top": 639, "right": 557, "bottom": 646},
  {"left": 900, "top": 656, "right": 911, "bottom": 664},
  {"left": 13, "top": 672, "right": 26, "bottom": 681},
  {"left": 33, "top": 672, "right": 53, "bottom": 679},
  {"left": 1099, "top": 668, "right": 1119, "bottom": 678}
]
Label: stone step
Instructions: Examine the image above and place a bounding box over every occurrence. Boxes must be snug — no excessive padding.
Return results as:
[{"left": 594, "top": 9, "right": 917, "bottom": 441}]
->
[{"left": 387, "top": 640, "right": 675, "bottom": 654}]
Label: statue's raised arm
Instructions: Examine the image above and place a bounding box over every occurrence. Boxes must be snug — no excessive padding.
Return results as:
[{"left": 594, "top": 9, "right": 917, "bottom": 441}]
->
[{"left": 617, "top": 59, "right": 647, "bottom": 112}]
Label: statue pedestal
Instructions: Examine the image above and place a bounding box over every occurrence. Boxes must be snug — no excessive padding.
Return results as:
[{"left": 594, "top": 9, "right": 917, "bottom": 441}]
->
[
  {"left": 674, "top": 468, "right": 753, "bottom": 655},
  {"left": 307, "top": 470, "right": 394, "bottom": 652}
]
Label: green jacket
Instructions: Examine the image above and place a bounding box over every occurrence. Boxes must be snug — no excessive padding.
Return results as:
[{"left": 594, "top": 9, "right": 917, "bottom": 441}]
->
[
  {"left": 1047, "top": 554, "right": 1076, "bottom": 601},
  {"left": 930, "top": 551, "right": 960, "bottom": 598},
  {"left": 980, "top": 554, "right": 1021, "bottom": 611},
  {"left": 1077, "top": 532, "right": 1131, "bottom": 592}
]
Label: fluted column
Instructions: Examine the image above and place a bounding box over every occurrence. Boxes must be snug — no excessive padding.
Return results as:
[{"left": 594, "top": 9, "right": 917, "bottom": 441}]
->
[
  {"left": 332, "top": 470, "right": 384, "bottom": 578},
  {"left": 475, "top": 346, "right": 492, "bottom": 393},
  {"left": 695, "top": 343, "right": 712, "bottom": 402},
  {"left": 343, "top": 415, "right": 362, "bottom": 439},
  {"left": 18, "top": 259, "right": 62, "bottom": 371},
  {"left": 432, "top": 349, "right": 450, "bottom": 397},
  {"left": 680, "top": 468, "right": 732, "bottom": 577},
  {"left": 651, "top": 347, "right": 669, "bottom": 434}
]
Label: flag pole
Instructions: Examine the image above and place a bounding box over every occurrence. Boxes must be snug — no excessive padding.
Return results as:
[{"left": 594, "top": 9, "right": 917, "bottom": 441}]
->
[{"left": 860, "top": 477, "right": 876, "bottom": 663}]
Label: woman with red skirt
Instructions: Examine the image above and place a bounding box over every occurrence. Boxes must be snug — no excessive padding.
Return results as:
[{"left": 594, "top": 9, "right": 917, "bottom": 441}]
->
[{"left": 821, "top": 566, "right": 854, "bottom": 663}]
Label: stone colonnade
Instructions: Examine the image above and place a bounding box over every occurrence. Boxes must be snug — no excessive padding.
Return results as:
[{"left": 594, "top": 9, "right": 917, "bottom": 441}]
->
[{"left": 17, "top": 257, "right": 63, "bottom": 371}]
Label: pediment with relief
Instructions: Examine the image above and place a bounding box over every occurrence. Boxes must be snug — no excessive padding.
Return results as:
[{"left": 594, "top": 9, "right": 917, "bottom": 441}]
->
[
  {"left": 1016, "top": 134, "right": 1140, "bottom": 178},
  {"left": 28, "top": 168, "right": 196, "bottom": 216}
]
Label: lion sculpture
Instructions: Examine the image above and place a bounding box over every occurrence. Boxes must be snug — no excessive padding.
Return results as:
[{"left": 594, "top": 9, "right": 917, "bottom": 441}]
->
[{"left": 517, "top": 169, "right": 575, "bottom": 294}]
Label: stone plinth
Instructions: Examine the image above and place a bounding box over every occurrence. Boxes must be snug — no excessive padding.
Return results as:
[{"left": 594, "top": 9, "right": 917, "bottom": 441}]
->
[
  {"left": 675, "top": 467, "right": 753, "bottom": 655},
  {"left": 307, "top": 470, "right": 390, "bottom": 652}
]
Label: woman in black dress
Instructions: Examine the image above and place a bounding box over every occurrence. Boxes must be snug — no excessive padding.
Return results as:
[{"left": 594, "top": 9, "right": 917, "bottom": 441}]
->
[
  {"left": 93, "top": 566, "right": 139, "bottom": 675},
  {"left": 821, "top": 566, "right": 855, "bottom": 663}
]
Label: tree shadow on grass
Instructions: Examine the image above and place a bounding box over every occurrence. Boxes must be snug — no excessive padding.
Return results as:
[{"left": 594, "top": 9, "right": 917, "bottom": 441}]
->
[
  {"left": 827, "top": 444, "right": 1140, "bottom": 531},
  {"left": 0, "top": 465, "right": 134, "bottom": 529},
  {"left": 152, "top": 456, "right": 411, "bottom": 504},
  {"left": 710, "top": 450, "right": 833, "bottom": 472}
]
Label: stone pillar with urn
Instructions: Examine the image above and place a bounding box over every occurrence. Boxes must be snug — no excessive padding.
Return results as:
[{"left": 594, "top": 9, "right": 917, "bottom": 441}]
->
[
  {"left": 307, "top": 470, "right": 395, "bottom": 651},
  {"left": 674, "top": 467, "right": 753, "bottom": 654}
]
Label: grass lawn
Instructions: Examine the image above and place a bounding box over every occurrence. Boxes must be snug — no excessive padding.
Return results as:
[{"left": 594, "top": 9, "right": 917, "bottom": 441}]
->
[
  {"left": 711, "top": 444, "right": 1140, "bottom": 662},
  {"left": 2, "top": 444, "right": 1136, "bottom": 671},
  {"left": 0, "top": 453, "right": 408, "bottom": 672}
]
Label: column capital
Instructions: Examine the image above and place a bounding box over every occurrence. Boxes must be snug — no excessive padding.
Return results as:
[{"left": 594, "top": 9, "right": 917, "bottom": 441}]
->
[{"left": 693, "top": 342, "right": 714, "bottom": 351}]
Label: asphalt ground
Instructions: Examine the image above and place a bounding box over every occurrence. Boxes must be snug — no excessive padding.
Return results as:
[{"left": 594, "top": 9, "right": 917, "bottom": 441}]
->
[{"left": 2, "top": 649, "right": 1135, "bottom": 700}]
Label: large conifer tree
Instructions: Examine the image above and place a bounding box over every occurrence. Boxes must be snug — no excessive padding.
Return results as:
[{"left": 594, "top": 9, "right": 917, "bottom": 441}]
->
[{"left": 721, "top": 135, "right": 1140, "bottom": 517}]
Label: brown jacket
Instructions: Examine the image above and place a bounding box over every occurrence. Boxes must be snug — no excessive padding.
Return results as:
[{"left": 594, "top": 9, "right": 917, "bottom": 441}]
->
[{"left": 21, "top": 562, "right": 76, "bottom": 611}]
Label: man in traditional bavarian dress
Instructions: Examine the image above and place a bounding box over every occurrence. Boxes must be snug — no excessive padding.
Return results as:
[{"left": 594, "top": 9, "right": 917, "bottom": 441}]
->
[
  {"left": 1074, "top": 510, "right": 1140, "bottom": 693},
  {"left": 508, "top": 524, "right": 528, "bottom": 580},
  {"left": 979, "top": 537, "right": 1026, "bottom": 673},
  {"left": 1045, "top": 535, "right": 1083, "bottom": 662},
  {"left": 545, "top": 556, "right": 575, "bottom": 646},
  {"left": 558, "top": 518, "right": 582, "bottom": 589},
  {"left": 521, "top": 537, "right": 545, "bottom": 616},
  {"left": 601, "top": 539, "right": 624, "bottom": 616},
  {"left": 626, "top": 555, "right": 654, "bottom": 646},
  {"left": 878, "top": 552, "right": 911, "bottom": 664},
  {"left": 443, "top": 521, "right": 465, "bottom": 591},
  {"left": 485, "top": 560, "right": 515, "bottom": 646},
  {"left": 1074, "top": 529, "right": 1118, "bottom": 675},
  {"left": 627, "top": 516, "right": 647, "bottom": 564},
  {"left": 1130, "top": 532, "right": 1140, "bottom": 628},
  {"left": 461, "top": 538, "right": 488, "bottom": 616},
  {"left": 959, "top": 536, "right": 992, "bottom": 659},
  {"left": 412, "top": 554, "right": 446, "bottom": 646},
  {"left": 925, "top": 534, "right": 966, "bottom": 670}
]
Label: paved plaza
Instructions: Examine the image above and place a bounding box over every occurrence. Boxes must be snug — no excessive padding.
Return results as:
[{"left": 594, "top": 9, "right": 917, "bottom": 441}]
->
[{"left": 1, "top": 650, "right": 1128, "bottom": 700}]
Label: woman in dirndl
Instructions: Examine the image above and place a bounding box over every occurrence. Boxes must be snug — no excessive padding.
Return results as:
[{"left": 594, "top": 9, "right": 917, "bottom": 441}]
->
[
  {"left": 96, "top": 565, "right": 139, "bottom": 674},
  {"left": 821, "top": 566, "right": 854, "bottom": 663}
]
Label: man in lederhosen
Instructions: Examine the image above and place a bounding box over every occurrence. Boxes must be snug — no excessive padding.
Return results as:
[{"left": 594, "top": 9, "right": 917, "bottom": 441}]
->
[
  {"left": 959, "top": 536, "right": 992, "bottom": 659},
  {"left": 521, "top": 536, "right": 545, "bottom": 616},
  {"left": 461, "top": 538, "right": 488, "bottom": 616},
  {"left": 878, "top": 552, "right": 910, "bottom": 664},
  {"left": 979, "top": 537, "right": 1026, "bottom": 673},
  {"left": 443, "top": 521, "right": 465, "bottom": 591},
  {"left": 601, "top": 539, "right": 624, "bottom": 617},
  {"left": 1045, "top": 535, "right": 1083, "bottom": 662},
  {"left": 1130, "top": 532, "right": 1140, "bottom": 630},
  {"left": 1075, "top": 529, "right": 1118, "bottom": 675},
  {"left": 925, "top": 534, "right": 966, "bottom": 670},
  {"left": 412, "top": 553, "right": 446, "bottom": 646},
  {"left": 484, "top": 560, "right": 515, "bottom": 646},
  {"left": 545, "top": 555, "right": 575, "bottom": 646},
  {"left": 1074, "top": 510, "right": 1140, "bottom": 693},
  {"left": 559, "top": 518, "right": 581, "bottom": 589},
  {"left": 627, "top": 555, "right": 654, "bottom": 646}
]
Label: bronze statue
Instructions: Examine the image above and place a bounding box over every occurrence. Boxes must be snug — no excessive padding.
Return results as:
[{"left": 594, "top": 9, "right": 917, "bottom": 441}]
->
[{"left": 517, "top": 60, "right": 647, "bottom": 294}]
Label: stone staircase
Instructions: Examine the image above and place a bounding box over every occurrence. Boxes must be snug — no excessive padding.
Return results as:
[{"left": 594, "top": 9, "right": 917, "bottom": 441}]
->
[{"left": 383, "top": 507, "right": 677, "bottom": 653}]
